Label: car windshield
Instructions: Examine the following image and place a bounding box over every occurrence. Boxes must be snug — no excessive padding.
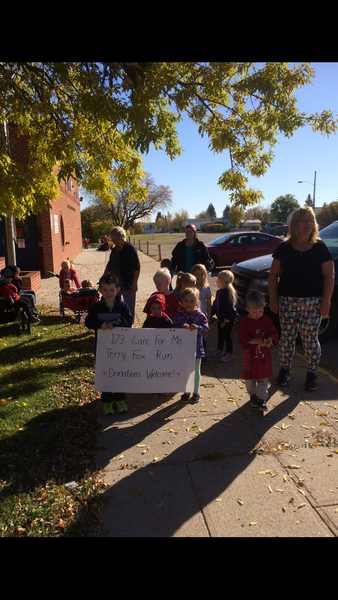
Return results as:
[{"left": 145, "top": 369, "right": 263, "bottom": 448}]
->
[
  {"left": 208, "top": 233, "right": 234, "bottom": 246},
  {"left": 319, "top": 222, "right": 338, "bottom": 257}
]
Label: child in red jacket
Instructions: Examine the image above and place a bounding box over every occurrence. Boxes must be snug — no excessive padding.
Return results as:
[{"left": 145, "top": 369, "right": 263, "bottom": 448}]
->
[{"left": 0, "top": 269, "right": 39, "bottom": 323}]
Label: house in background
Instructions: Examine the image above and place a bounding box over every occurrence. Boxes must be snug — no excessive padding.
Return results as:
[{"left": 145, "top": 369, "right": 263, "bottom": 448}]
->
[{"left": 0, "top": 125, "right": 83, "bottom": 289}]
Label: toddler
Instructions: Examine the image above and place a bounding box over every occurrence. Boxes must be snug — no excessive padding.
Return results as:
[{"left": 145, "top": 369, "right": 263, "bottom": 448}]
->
[
  {"left": 211, "top": 270, "right": 237, "bottom": 362},
  {"left": 85, "top": 273, "right": 133, "bottom": 415},
  {"left": 142, "top": 293, "right": 173, "bottom": 328},
  {"left": 63, "top": 278, "right": 77, "bottom": 294},
  {"left": 59, "top": 260, "right": 81, "bottom": 291},
  {"left": 81, "top": 279, "right": 96, "bottom": 290},
  {"left": 172, "top": 287, "right": 209, "bottom": 403},
  {"left": 238, "top": 290, "right": 278, "bottom": 412},
  {"left": 143, "top": 268, "right": 181, "bottom": 321},
  {"left": 173, "top": 272, "right": 197, "bottom": 301}
]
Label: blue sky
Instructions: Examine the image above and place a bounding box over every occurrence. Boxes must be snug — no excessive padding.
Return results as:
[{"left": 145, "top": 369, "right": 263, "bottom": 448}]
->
[{"left": 81, "top": 63, "right": 338, "bottom": 219}]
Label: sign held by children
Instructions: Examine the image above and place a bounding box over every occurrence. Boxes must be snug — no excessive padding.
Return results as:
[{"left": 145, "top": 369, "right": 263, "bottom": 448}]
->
[{"left": 95, "top": 328, "right": 197, "bottom": 393}]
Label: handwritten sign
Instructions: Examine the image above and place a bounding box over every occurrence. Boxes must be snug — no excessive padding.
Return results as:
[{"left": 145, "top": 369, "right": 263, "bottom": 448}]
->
[{"left": 94, "top": 328, "right": 197, "bottom": 393}]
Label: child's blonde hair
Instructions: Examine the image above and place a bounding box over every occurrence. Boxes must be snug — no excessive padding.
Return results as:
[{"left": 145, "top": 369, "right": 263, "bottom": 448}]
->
[
  {"left": 63, "top": 278, "right": 73, "bottom": 289},
  {"left": 218, "top": 270, "right": 237, "bottom": 308},
  {"left": 181, "top": 287, "right": 200, "bottom": 306},
  {"left": 61, "top": 260, "right": 70, "bottom": 270},
  {"left": 153, "top": 267, "right": 171, "bottom": 283},
  {"left": 174, "top": 271, "right": 196, "bottom": 292},
  {"left": 191, "top": 264, "right": 208, "bottom": 289},
  {"left": 81, "top": 279, "right": 93, "bottom": 288}
]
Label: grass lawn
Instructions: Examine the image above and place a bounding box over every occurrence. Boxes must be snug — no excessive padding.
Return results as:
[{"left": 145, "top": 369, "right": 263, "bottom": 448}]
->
[{"left": 0, "top": 309, "right": 106, "bottom": 537}]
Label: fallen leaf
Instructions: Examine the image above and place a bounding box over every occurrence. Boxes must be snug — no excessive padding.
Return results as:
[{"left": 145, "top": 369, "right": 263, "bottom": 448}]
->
[
  {"left": 287, "top": 464, "right": 302, "bottom": 469},
  {"left": 249, "top": 522, "right": 259, "bottom": 526},
  {"left": 237, "top": 498, "right": 243, "bottom": 505},
  {"left": 298, "top": 503, "right": 306, "bottom": 509}
]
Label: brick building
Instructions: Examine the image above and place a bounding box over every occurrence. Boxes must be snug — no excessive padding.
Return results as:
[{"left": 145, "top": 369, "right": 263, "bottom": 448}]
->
[{"left": 0, "top": 125, "right": 83, "bottom": 286}]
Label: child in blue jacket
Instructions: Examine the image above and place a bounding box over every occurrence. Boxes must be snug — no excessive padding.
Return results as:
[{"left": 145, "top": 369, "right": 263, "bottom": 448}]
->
[{"left": 211, "top": 270, "right": 237, "bottom": 362}]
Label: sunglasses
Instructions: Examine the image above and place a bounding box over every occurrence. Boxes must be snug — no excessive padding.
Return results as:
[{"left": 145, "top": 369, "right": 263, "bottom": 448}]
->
[{"left": 3, "top": 274, "right": 13, "bottom": 279}]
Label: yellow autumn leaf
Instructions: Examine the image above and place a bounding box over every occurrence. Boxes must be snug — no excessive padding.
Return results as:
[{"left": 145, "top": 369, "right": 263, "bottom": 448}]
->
[
  {"left": 268, "top": 485, "right": 273, "bottom": 493},
  {"left": 287, "top": 464, "right": 302, "bottom": 469},
  {"left": 237, "top": 498, "right": 243, "bottom": 505},
  {"left": 249, "top": 522, "right": 259, "bottom": 526},
  {"left": 298, "top": 489, "right": 305, "bottom": 496}
]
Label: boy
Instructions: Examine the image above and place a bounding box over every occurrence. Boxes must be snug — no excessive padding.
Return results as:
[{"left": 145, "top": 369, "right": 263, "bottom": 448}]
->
[
  {"left": 142, "top": 293, "right": 173, "bottom": 328},
  {"left": 143, "top": 268, "right": 181, "bottom": 321},
  {"left": 85, "top": 273, "right": 133, "bottom": 415},
  {"left": 0, "top": 268, "right": 39, "bottom": 323},
  {"left": 238, "top": 290, "right": 278, "bottom": 412}
]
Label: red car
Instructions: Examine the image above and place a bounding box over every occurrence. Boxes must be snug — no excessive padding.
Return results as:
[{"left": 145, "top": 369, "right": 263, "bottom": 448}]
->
[{"left": 206, "top": 231, "right": 284, "bottom": 270}]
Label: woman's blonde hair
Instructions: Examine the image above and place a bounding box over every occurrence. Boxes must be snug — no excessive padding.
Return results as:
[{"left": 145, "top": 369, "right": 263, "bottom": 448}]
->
[
  {"left": 218, "top": 270, "right": 237, "bottom": 308},
  {"left": 181, "top": 286, "right": 200, "bottom": 306},
  {"left": 174, "top": 271, "right": 196, "bottom": 291},
  {"left": 191, "top": 264, "right": 208, "bottom": 289},
  {"left": 286, "top": 207, "right": 319, "bottom": 244}
]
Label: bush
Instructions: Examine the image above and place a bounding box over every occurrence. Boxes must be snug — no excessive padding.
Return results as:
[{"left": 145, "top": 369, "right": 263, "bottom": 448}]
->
[{"left": 200, "top": 222, "right": 230, "bottom": 233}]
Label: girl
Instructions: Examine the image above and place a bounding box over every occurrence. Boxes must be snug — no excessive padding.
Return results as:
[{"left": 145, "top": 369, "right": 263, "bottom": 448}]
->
[
  {"left": 191, "top": 263, "right": 211, "bottom": 362},
  {"left": 63, "top": 278, "right": 77, "bottom": 294},
  {"left": 172, "top": 287, "right": 209, "bottom": 403},
  {"left": 173, "top": 271, "right": 196, "bottom": 300},
  {"left": 59, "top": 259, "right": 81, "bottom": 291},
  {"left": 211, "top": 270, "right": 237, "bottom": 362}
]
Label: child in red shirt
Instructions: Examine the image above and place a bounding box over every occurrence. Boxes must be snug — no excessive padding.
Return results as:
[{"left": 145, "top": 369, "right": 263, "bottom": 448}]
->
[
  {"left": 0, "top": 269, "right": 39, "bottom": 323},
  {"left": 239, "top": 290, "right": 278, "bottom": 412},
  {"left": 143, "top": 268, "right": 181, "bottom": 322}
]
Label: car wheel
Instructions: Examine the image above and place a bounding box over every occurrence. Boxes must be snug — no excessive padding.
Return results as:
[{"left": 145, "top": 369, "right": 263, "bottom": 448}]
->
[
  {"left": 318, "top": 300, "right": 338, "bottom": 343},
  {"left": 209, "top": 254, "right": 218, "bottom": 271}
]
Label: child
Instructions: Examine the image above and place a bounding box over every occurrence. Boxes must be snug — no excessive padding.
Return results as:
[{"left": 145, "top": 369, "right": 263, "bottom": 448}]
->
[
  {"left": 172, "top": 287, "right": 209, "bottom": 403},
  {"left": 173, "top": 272, "right": 197, "bottom": 301},
  {"left": 63, "top": 278, "right": 77, "bottom": 294},
  {"left": 7, "top": 265, "right": 38, "bottom": 311},
  {"left": 238, "top": 290, "right": 278, "bottom": 412},
  {"left": 81, "top": 279, "right": 96, "bottom": 290},
  {"left": 211, "top": 270, "right": 237, "bottom": 362},
  {"left": 143, "top": 268, "right": 181, "bottom": 322},
  {"left": 59, "top": 260, "right": 81, "bottom": 291},
  {"left": 85, "top": 273, "right": 133, "bottom": 415},
  {"left": 142, "top": 293, "right": 173, "bottom": 329},
  {"left": 0, "top": 268, "right": 39, "bottom": 323},
  {"left": 160, "top": 259, "right": 174, "bottom": 291},
  {"left": 191, "top": 264, "right": 211, "bottom": 362}
]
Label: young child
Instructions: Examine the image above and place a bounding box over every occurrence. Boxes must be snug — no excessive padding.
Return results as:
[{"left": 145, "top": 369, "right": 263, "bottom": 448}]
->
[
  {"left": 81, "top": 279, "right": 96, "bottom": 290},
  {"left": 173, "top": 272, "right": 197, "bottom": 301},
  {"left": 191, "top": 264, "right": 212, "bottom": 363},
  {"left": 211, "top": 270, "right": 237, "bottom": 362},
  {"left": 238, "top": 290, "right": 279, "bottom": 412},
  {"left": 7, "top": 265, "right": 38, "bottom": 311},
  {"left": 160, "top": 259, "right": 174, "bottom": 291},
  {"left": 0, "top": 268, "right": 39, "bottom": 323},
  {"left": 59, "top": 260, "right": 81, "bottom": 291},
  {"left": 63, "top": 278, "right": 77, "bottom": 294},
  {"left": 142, "top": 293, "right": 173, "bottom": 329},
  {"left": 172, "top": 287, "right": 209, "bottom": 403},
  {"left": 143, "top": 268, "right": 181, "bottom": 322},
  {"left": 85, "top": 273, "right": 133, "bottom": 415}
]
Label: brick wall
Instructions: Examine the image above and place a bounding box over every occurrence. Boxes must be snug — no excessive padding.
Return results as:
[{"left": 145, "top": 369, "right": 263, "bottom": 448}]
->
[{"left": 21, "top": 271, "right": 41, "bottom": 291}]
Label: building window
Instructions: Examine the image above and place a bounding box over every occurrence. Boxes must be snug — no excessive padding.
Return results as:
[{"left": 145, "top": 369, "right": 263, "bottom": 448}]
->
[{"left": 60, "top": 215, "right": 65, "bottom": 246}]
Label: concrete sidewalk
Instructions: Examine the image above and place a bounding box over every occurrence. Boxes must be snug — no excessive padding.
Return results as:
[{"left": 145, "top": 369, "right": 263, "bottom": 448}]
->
[{"left": 37, "top": 248, "right": 338, "bottom": 536}]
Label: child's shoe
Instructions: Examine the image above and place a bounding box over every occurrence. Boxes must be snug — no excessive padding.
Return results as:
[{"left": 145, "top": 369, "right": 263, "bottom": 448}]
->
[
  {"left": 29, "top": 315, "right": 40, "bottom": 323},
  {"left": 258, "top": 398, "right": 268, "bottom": 412},
  {"left": 192, "top": 393, "right": 200, "bottom": 403},
  {"left": 275, "top": 367, "right": 290, "bottom": 386},
  {"left": 103, "top": 402, "right": 114, "bottom": 415},
  {"left": 180, "top": 393, "right": 190, "bottom": 402},
  {"left": 211, "top": 348, "right": 224, "bottom": 358},
  {"left": 250, "top": 394, "right": 259, "bottom": 408},
  {"left": 220, "top": 352, "right": 233, "bottom": 362},
  {"left": 114, "top": 400, "right": 128, "bottom": 413}
]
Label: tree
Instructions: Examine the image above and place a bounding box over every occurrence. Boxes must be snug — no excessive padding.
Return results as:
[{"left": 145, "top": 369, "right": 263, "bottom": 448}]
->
[
  {"left": 244, "top": 204, "right": 270, "bottom": 225},
  {"left": 90, "top": 173, "right": 172, "bottom": 231},
  {"left": 1, "top": 62, "right": 338, "bottom": 217},
  {"left": 228, "top": 205, "right": 245, "bottom": 227},
  {"left": 206, "top": 203, "right": 217, "bottom": 218},
  {"left": 316, "top": 201, "right": 338, "bottom": 227},
  {"left": 172, "top": 209, "right": 189, "bottom": 232},
  {"left": 305, "top": 194, "right": 313, "bottom": 207},
  {"left": 270, "top": 194, "right": 300, "bottom": 222}
]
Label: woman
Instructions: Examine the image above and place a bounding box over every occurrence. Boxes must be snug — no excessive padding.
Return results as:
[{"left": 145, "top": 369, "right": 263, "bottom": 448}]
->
[
  {"left": 268, "top": 207, "right": 334, "bottom": 391},
  {"left": 171, "top": 224, "right": 212, "bottom": 274},
  {"left": 104, "top": 226, "right": 140, "bottom": 319}
]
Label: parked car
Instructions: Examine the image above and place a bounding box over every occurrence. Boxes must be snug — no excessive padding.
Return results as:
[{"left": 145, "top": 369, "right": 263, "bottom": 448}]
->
[
  {"left": 260, "top": 222, "right": 289, "bottom": 236},
  {"left": 231, "top": 220, "right": 338, "bottom": 342},
  {"left": 206, "top": 231, "right": 284, "bottom": 270}
]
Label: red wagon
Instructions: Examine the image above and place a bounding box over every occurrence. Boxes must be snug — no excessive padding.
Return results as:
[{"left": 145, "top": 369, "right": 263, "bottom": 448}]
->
[{"left": 60, "top": 289, "right": 99, "bottom": 323}]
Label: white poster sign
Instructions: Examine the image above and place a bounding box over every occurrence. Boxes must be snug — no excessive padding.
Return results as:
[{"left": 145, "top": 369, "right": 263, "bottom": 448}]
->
[{"left": 94, "top": 328, "right": 197, "bottom": 393}]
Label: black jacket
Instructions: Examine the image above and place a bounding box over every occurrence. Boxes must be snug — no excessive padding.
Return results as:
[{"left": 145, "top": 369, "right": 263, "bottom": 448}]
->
[
  {"left": 142, "top": 315, "right": 173, "bottom": 328},
  {"left": 85, "top": 296, "right": 133, "bottom": 331},
  {"left": 171, "top": 238, "right": 212, "bottom": 273},
  {"left": 106, "top": 241, "right": 140, "bottom": 289}
]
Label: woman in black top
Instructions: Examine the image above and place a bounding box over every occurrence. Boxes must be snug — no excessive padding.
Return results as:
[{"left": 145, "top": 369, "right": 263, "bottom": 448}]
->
[
  {"left": 268, "top": 207, "right": 334, "bottom": 391},
  {"left": 171, "top": 224, "right": 212, "bottom": 274},
  {"left": 104, "top": 227, "right": 140, "bottom": 319}
]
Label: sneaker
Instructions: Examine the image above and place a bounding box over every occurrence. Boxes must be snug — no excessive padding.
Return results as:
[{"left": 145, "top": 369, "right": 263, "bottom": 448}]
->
[
  {"left": 220, "top": 352, "right": 233, "bottom": 362},
  {"left": 275, "top": 367, "right": 290, "bottom": 386},
  {"left": 114, "top": 400, "right": 128, "bottom": 413},
  {"left": 304, "top": 371, "right": 317, "bottom": 391},
  {"left": 180, "top": 393, "right": 190, "bottom": 402},
  {"left": 103, "top": 402, "right": 114, "bottom": 415},
  {"left": 192, "top": 393, "right": 200, "bottom": 403},
  {"left": 258, "top": 398, "right": 268, "bottom": 412},
  {"left": 250, "top": 394, "right": 259, "bottom": 408},
  {"left": 211, "top": 348, "right": 224, "bottom": 358},
  {"left": 29, "top": 315, "right": 40, "bottom": 323}
]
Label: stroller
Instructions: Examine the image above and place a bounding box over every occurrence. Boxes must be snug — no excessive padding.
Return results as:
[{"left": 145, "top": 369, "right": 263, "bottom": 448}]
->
[
  {"left": 59, "top": 288, "right": 99, "bottom": 323},
  {"left": 0, "top": 296, "right": 31, "bottom": 336}
]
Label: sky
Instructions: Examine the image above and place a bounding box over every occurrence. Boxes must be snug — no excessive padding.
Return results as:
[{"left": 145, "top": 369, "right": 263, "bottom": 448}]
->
[{"left": 81, "top": 62, "right": 338, "bottom": 220}]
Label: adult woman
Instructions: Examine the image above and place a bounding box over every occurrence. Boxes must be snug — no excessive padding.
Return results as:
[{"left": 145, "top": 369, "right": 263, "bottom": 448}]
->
[
  {"left": 268, "top": 207, "right": 334, "bottom": 391},
  {"left": 104, "top": 226, "right": 140, "bottom": 319},
  {"left": 171, "top": 224, "right": 212, "bottom": 274}
]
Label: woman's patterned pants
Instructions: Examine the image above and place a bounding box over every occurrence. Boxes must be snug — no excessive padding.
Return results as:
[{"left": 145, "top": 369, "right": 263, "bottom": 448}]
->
[{"left": 278, "top": 296, "right": 321, "bottom": 372}]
